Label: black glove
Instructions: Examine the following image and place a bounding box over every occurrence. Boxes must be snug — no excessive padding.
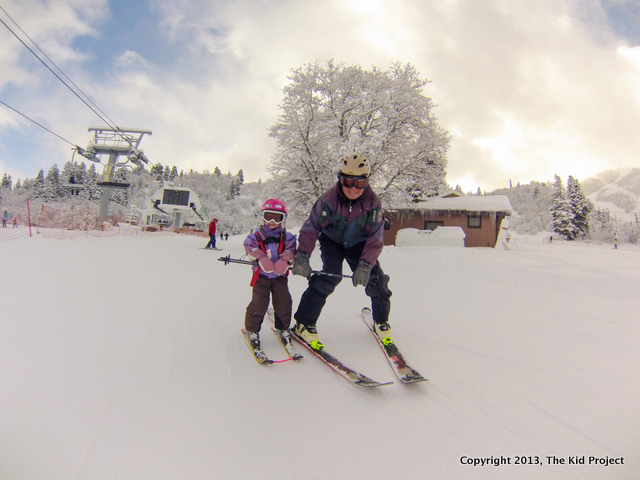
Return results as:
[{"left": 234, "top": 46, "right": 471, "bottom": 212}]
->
[
  {"left": 352, "top": 261, "right": 372, "bottom": 287},
  {"left": 291, "top": 252, "right": 312, "bottom": 278}
]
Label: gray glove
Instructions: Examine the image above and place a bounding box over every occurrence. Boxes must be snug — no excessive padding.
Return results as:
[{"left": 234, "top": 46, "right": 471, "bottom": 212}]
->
[
  {"left": 291, "top": 252, "right": 312, "bottom": 278},
  {"left": 352, "top": 260, "right": 372, "bottom": 287}
]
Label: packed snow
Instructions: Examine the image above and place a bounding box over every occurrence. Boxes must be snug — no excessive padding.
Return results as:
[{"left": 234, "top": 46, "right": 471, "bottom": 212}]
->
[{"left": 1, "top": 229, "right": 639, "bottom": 480}]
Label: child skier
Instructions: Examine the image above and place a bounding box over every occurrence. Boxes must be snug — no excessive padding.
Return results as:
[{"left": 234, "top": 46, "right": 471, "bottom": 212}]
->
[{"left": 242, "top": 199, "right": 297, "bottom": 359}]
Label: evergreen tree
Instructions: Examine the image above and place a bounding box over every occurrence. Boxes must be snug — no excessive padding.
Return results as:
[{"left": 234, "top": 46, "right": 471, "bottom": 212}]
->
[
  {"left": 550, "top": 174, "right": 574, "bottom": 239},
  {"left": 2, "top": 173, "right": 12, "bottom": 189},
  {"left": 42, "top": 165, "right": 62, "bottom": 202},
  {"left": 34, "top": 169, "right": 45, "bottom": 199},
  {"left": 111, "top": 169, "right": 129, "bottom": 206},
  {"left": 84, "top": 164, "right": 102, "bottom": 201},
  {"left": 169, "top": 166, "right": 178, "bottom": 181},
  {"left": 566, "top": 175, "right": 593, "bottom": 239},
  {"left": 228, "top": 176, "right": 242, "bottom": 199},
  {"left": 213, "top": 167, "right": 222, "bottom": 177},
  {"left": 150, "top": 163, "right": 164, "bottom": 181}
]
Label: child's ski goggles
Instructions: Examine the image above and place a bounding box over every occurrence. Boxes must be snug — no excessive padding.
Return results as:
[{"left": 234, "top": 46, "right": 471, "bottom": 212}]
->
[{"left": 262, "top": 210, "right": 285, "bottom": 224}]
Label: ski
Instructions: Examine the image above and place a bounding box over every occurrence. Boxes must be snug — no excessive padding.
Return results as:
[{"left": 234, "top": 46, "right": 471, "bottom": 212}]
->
[
  {"left": 265, "top": 308, "right": 304, "bottom": 360},
  {"left": 362, "top": 308, "right": 428, "bottom": 384},
  {"left": 288, "top": 328, "right": 393, "bottom": 387},
  {"left": 271, "top": 327, "right": 303, "bottom": 360},
  {"left": 241, "top": 329, "right": 273, "bottom": 365}
]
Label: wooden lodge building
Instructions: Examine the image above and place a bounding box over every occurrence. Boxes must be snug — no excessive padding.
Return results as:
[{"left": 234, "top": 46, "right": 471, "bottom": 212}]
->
[{"left": 383, "top": 193, "right": 513, "bottom": 248}]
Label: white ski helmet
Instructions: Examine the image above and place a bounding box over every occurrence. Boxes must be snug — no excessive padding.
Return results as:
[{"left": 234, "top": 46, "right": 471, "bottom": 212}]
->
[{"left": 340, "top": 154, "right": 370, "bottom": 178}]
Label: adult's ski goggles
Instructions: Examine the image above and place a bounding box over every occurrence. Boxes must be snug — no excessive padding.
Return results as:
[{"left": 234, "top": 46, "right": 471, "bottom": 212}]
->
[
  {"left": 339, "top": 174, "right": 369, "bottom": 190},
  {"left": 262, "top": 210, "right": 285, "bottom": 224}
]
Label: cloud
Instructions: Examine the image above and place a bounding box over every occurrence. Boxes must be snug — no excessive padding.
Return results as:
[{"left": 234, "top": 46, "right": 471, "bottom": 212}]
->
[{"left": 1, "top": 0, "right": 640, "bottom": 192}]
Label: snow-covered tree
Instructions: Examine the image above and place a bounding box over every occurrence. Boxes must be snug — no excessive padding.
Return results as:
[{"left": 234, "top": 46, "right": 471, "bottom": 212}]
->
[
  {"left": 550, "top": 174, "right": 574, "bottom": 239},
  {"left": 494, "top": 181, "right": 553, "bottom": 235},
  {"left": 268, "top": 60, "right": 450, "bottom": 217},
  {"left": 84, "top": 164, "right": 102, "bottom": 202},
  {"left": 566, "top": 175, "right": 593, "bottom": 239},
  {"left": 111, "top": 168, "right": 130, "bottom": 206},
  {"left": 227, "top": 172, "right": 244, "bottom": 200},
  {"left": 589, "top": 208, "right": 616, "bottom": 243},
  {"left": 33, "top": 169, "right": 45, "bottom": 199},
  {"left": 2, "top": 173, "right": 12, "bottom": 190},
  {"left": 42, "top": 164, "right": 62, "bottom": 203},
  {"left": 150, "top": 163, "right": 164, "bottom": 181}
]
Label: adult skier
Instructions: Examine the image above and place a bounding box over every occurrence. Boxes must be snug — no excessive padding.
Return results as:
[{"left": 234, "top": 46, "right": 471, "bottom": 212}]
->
[
  {"left": 290, "top": 154, "right": 392, "bottom": 350},
  {"left": 205, "top": 218, "right": 218, "bottom": 249}
]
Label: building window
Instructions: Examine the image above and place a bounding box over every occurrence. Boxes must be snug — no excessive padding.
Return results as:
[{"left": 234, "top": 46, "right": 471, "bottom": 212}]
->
[
  {"left": 467, "top": 215, "right": 481, "bottom": 229},
  {"left": 425, "top": 221, "right": 444, "bottom": 231}
]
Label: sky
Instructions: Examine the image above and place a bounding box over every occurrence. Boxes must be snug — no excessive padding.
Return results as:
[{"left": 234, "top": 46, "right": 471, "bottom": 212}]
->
[{"left": 1, "top": 0, "right": 640, "bottom": 193}]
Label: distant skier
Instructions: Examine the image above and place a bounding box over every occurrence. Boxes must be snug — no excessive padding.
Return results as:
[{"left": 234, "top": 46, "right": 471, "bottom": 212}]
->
[
  {"left": 2, "top": 210, "right": 7, "bottom": 227},
  {"left": 290, "top": 154, "right": 392, "bottom": 350},
  {"left": 205, "top": 218, "right": 218, "bottom": 249},
  {"left": 243, "top": 199, "right": 296, "bottom": 351},
  {"left": 12, "top": 217, "right": 17, "bottom": 228}
]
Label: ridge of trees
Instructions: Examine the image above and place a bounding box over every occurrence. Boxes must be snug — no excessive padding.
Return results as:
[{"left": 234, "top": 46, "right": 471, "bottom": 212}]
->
[
  {"left": 2, "top": 162, "right": 638, "bottom": 244},
  {"left": 0, "top": 162, "right": 264, "bottom": 236}
]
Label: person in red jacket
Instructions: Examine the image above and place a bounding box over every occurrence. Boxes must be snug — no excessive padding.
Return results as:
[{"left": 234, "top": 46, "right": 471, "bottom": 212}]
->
[{"left": 205, "top": 218, "right": 218, "bottom": 249}]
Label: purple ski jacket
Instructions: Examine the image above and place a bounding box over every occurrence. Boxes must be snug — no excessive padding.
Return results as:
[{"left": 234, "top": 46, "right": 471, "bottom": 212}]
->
[
  {"left": 297, "top": 182, "right": 385, "bottom": 266},
  {"left": 244, "top": 226, "right": 297, "bottom": 279}
]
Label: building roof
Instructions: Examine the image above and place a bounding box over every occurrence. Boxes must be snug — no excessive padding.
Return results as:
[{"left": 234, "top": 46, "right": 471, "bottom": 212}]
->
[{"left": 393, "top": 195, "right": 513, "bottom": 215}]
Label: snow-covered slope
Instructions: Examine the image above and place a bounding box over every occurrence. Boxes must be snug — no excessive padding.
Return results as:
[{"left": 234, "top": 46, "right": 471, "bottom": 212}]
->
[
  {"left": 1, "top": 232, "right": 639, "bottom": 480},
  {"left": 582, "top": 168, "right": 640, "bottom": 221}
]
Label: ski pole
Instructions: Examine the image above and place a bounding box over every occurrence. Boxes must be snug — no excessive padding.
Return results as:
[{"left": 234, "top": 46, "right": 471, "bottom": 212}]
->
[
  {"left": 218, "top": 255, "right": 256, "bottom": 266},
  {"left": 217, "top": 255, "right": 353, "bottom": 279},
  {"left": 309, "top": 270, "right": 352, "bottom": 279}
]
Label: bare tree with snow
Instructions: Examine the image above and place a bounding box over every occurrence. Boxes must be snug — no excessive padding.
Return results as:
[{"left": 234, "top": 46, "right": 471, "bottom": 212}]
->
[{"left": 267, "top": 60, "right": 450, "bottom": 218}]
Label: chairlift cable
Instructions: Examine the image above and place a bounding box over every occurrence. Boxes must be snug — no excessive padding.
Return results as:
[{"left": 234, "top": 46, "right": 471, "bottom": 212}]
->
[
  {"left": 0, "top": 10, "right": 136, "bottom": 149},
  {"left": 0, "top": 5, "right": 121, "bottom": 133},
  {"left": 0, "top": 99, "right": 79, "bottom": 148}
]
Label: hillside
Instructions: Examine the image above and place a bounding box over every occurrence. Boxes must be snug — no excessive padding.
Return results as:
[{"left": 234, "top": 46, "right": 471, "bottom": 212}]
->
[{"left": 581, "top": 168, "right": 640, "bottom": 222}]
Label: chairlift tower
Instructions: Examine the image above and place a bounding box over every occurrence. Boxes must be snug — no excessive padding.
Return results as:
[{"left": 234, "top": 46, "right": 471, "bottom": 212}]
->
[{"left": 78, "top": 126, "right": 152, "bottom": 220}]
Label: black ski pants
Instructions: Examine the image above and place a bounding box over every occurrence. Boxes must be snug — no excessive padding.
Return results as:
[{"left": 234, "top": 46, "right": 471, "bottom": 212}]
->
[{"left": 294, "top": 234, "right": 392, "bottom": 326}]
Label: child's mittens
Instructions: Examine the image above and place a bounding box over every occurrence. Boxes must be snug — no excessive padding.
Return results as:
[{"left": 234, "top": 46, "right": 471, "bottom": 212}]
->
[
  {"left": 248, "top": 248, "right": 274, "bottom": 273},
  {"left": 259, "top": 257, "right": 274, "bottom": 273},
  {"left": 273, "top": 251, "right": 294, "bottom": 276}
]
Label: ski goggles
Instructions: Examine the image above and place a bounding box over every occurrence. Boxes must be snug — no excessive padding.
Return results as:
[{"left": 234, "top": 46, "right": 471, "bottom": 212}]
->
[
  {"left": 339, "top": 174, "right": 368, "bottom": 190},
  {"left": 262, "top": 210, "right": 285, "bottom": 224}
]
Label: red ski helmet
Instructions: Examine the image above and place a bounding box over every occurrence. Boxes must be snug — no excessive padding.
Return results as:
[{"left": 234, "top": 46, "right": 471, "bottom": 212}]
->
[{"left": 260, "top": 198, "right": 287, "bottom": 215}]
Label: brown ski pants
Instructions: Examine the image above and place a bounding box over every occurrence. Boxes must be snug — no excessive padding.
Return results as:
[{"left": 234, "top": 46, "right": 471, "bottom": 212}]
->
[{"left": 244, "top": 274, "right": 292, "bottom": 332}]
